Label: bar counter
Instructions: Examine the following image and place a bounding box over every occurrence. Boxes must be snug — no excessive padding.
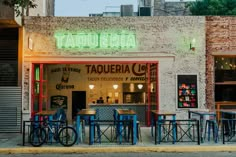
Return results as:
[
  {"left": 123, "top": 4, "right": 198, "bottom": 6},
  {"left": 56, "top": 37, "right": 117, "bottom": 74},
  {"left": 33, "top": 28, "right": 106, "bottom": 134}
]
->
[{"left": 89, "top": 103, "right": 147, "bottom": 125}]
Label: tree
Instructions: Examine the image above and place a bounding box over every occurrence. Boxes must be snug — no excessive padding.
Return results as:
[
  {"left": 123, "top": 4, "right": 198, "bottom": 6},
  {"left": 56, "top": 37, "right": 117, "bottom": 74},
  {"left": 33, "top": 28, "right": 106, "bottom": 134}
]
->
[
  {"left": 188, "top": 0, "right": 236, "bottom": 15},
  {"left": 2, "top": 0, "right": 37, "bottom": 16}
]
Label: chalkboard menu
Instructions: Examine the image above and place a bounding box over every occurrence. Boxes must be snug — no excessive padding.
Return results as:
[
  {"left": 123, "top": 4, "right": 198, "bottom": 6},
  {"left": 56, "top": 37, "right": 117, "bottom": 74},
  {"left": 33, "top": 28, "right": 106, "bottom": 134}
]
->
[{"left": 177, "top": 75, "right": 198, "bottom": 108}]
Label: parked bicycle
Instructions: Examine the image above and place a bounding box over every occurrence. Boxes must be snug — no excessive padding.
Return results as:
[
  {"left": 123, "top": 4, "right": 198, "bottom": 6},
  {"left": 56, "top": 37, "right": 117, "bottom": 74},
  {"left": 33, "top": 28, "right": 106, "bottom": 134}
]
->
[{"left": 29, "top": 116, "right": 77, "bottom": 147}]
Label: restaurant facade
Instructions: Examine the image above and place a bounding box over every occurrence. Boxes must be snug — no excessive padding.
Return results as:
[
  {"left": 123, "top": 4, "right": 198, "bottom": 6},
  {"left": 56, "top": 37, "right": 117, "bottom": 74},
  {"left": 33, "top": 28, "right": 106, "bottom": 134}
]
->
[
  {"left": 20, "top": 16, "right": 206, "bottom": 126},
  {"left": 1, "top": 12, "right": 236, "bottom": 133}
]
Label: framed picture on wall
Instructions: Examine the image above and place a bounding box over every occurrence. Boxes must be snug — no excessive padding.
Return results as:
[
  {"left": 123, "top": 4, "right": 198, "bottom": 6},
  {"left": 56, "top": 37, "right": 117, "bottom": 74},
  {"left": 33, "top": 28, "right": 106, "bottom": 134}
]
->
[
  {"left": 51, "top": 95, "right": 68, "bottom": 109},
  {"left": 177, "top": 74, "right": 198, "bottom": 108}
]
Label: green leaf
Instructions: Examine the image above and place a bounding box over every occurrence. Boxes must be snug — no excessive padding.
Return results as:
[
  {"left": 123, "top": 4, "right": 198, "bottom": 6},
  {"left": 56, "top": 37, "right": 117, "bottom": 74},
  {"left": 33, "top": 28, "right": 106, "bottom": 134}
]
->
[
  {"left": 2, "top": 0, "right": 37, "bottom": 16},
  {"left": 188, "top": 0, "right": 236, "bottom": 15}
]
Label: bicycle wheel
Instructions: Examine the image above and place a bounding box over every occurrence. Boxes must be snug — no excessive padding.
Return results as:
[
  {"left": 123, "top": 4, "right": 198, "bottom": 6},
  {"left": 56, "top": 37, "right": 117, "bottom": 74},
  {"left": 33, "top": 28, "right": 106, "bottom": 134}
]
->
[
  {"left": 29, "top": 127, "right": 46, "bottom": 147},
  {"left": 58, "top": 126, "right": 77, "bottom": 146}
]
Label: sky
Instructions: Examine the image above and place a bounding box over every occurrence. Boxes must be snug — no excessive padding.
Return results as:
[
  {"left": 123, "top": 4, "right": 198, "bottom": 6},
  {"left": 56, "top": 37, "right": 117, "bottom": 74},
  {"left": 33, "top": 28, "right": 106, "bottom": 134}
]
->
[
  {"left": 55, "top": 0, "right": 196, "bottom": 17},
  {"left": 55, "top": 0, "right": 138, "bottom": 17}
]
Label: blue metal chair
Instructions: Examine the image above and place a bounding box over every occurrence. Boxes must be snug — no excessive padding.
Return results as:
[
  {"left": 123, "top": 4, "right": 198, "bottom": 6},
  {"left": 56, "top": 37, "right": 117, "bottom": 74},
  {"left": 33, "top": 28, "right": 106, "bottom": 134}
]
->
[{"left": 53, "top": 108, "right": 67, "bottom": 122}]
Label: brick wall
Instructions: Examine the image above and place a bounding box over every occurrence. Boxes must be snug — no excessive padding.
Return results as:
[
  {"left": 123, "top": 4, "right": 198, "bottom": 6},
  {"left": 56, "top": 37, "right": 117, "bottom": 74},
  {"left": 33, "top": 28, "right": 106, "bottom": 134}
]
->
[{"left": 206, "top": 16, "right": 236, "bottom": 110}]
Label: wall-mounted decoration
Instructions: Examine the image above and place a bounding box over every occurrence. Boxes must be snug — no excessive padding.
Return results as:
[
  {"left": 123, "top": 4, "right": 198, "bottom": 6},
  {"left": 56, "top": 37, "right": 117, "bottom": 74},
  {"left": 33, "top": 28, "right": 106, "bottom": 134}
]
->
[
  {"left": 177, "top": 74, "right": 198, "bottom": 108},
  {"left": 51, "top": 95, "right": 68, "bottom": 109}
]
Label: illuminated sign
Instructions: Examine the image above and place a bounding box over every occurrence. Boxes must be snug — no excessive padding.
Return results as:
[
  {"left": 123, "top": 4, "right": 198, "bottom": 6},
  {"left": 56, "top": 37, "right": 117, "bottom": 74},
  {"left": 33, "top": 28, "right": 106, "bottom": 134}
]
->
[
  {"left": 54, "top": 31, "right": 136, "bottom": 49},
  {"left": 85, "top": 63, "right": 146, "bottom": 76}
]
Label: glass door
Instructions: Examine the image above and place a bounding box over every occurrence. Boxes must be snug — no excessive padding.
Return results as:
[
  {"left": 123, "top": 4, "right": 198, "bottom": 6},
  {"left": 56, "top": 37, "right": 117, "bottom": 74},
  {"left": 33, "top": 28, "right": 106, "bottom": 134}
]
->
[
  {"left": 146, "top": 63, "right": 159, "bottom": 126},
  {"left": 31, "top": 64, "right": 48, "bottom": 117}
]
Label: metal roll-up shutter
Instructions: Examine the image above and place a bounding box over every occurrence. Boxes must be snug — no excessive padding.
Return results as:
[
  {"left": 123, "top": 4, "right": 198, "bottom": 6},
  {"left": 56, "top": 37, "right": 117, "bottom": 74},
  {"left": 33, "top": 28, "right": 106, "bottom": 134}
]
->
[{"left": 0, "top": 87, "right": 22, "bottom": 132}]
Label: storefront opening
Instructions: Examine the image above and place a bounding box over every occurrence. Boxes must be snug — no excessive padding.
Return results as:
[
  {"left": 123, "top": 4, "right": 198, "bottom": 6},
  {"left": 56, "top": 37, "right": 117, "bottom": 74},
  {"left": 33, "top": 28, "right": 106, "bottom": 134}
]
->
[{"left": 31, "top": 62, "right": 159, "bottom": 126}]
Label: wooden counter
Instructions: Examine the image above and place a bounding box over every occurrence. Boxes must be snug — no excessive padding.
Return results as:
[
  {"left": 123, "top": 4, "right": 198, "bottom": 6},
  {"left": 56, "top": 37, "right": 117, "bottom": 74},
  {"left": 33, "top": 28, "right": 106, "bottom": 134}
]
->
[{"left": 89, "top": 103, "right": 151, "bottom": 125}]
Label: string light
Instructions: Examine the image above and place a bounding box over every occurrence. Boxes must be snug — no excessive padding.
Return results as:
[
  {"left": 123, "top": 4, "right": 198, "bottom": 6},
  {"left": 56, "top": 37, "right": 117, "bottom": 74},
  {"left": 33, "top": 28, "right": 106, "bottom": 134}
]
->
[{"left": 215, "top": 57, "right": 236, "bottom": 70}]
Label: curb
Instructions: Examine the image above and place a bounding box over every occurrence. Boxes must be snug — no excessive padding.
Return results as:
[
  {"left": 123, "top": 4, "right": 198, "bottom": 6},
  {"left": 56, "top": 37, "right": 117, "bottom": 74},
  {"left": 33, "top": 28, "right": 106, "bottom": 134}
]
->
[{"left": 1, "top": 146, "right": 236, "bottom": 154}]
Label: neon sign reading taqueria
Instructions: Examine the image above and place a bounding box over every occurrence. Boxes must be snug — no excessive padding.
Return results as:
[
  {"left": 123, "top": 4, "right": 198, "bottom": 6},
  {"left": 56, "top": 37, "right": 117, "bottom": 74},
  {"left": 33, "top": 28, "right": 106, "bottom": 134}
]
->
[{"left": 54, "top": 31, "right": 136, "bottom": 49}]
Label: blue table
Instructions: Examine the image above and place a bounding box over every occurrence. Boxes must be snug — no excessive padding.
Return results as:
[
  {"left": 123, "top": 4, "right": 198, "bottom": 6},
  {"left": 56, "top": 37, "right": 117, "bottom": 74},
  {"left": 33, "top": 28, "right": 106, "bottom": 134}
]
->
[
  {"left": 151, "top": 110, "right": 176, "bottom": 144},
  {"left": 115, "top": 109, "right": 137, "bottom": 145},
  {"left": 34, "top": 110, "right": 57, "bottom": 142},
  {"left": 220, "top": 109, "right": 236, "bottom": 118},
  {"left": 76, "top": 109, "right": 96, "bottom": 145},
  {"left": 188, "top": 110, "right": 216, "bottom": 143},
  {"left": 34, "top": 110, "right": 56, "bottom": 121}
]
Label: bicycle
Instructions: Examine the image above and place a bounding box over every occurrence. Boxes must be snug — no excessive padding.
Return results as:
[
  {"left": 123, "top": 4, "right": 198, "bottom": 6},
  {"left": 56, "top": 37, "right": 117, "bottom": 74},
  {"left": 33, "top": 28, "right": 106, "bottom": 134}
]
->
[{"left": 29, "top": 117, "right": 77, "bottom": 147}]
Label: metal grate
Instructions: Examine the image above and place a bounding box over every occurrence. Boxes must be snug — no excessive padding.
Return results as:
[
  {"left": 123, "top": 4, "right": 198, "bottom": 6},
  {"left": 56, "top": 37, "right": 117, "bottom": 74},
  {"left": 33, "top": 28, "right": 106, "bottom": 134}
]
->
[
  {"left": 0, "top": 107, "right": 17, "bottom": 126},
  {"left": 0, "top": 87, "right": 22, "bottom": 132}
]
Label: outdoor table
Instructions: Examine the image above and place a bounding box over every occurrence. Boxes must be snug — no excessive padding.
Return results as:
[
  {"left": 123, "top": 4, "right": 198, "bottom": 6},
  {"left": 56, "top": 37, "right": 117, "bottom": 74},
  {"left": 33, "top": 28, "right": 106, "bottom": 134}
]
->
[
  {"left": 220, "top": 109, "right": 236, "bottom": 119},
  {"left": 220, "top": 109, "right": 236, "bottom": 139},
  {"left": 76, "top": 109, "right": 96, "bottom": 145},
  {"left": 151, "top": 110, "right": 176, "bottom": 144},
  {"left": 114, "top": 109, "right": 137, "bottom": 145},
  {"left": 34, "top": 110, "right": 57, "bottom": 121},
  {"left": 188, "top": 110, "right": 216, "bottom": 143},
  {"left": 34, "top": 110, "right": 57, "bottom": 142}
]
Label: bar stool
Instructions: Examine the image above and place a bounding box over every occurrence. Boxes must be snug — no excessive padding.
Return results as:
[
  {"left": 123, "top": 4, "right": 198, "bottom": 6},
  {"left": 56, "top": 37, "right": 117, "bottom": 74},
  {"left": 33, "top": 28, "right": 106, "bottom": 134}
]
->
[
  {"left": 221, "top": 118, "right": 234, "bottom": 138},
  {"left": 73, "top": 119, "right": 85, "bottom": 143},
  {"left": 94, "top": 109, "right": 101, "bottom": 143},
  {"left": 156, "top": 116, "right": 169, "bottom": 142},
  {"left": 136, "top": 120, "right": 142, "bottom": 142},
  {"left": 204, "top": 119, "right": 218, "bottom": 143},
  {"left": 127, "top": 120, "right": 142, "bottom": 142}
]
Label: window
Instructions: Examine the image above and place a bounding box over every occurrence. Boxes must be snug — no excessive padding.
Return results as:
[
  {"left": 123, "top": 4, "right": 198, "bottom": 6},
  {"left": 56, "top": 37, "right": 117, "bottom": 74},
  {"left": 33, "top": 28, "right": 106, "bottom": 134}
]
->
[
  {"left": 215, "top": 57, "right": 236, "bottom": 102},
  {"left": 177, "top": 75, "right": 198, "bottom": 108}
]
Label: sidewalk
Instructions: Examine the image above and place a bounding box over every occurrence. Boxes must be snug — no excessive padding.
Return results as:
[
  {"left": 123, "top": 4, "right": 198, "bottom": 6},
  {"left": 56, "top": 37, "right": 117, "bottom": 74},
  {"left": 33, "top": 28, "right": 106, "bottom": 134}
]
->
[{"left": 1, "top": 127, "right": 236, "bottom": 154}]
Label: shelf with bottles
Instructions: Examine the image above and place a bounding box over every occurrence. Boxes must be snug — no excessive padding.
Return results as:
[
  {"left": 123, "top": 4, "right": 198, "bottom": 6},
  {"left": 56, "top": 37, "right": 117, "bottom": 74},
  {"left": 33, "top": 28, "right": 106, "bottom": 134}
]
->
[
  {"left": 178, "top": 102, "right": 196, "bottom": 108},
  {"left": 177, "top": 75, "right": 198, "bottom": 108},
  {"left": 178, "top": 83, "right": 196, "bottom": 92},
  {"left": 178, "top": 88, "right": 196, "bottom": 97},
  {"left": 179, "top": 96, "right": 197, "bottom": 102}
]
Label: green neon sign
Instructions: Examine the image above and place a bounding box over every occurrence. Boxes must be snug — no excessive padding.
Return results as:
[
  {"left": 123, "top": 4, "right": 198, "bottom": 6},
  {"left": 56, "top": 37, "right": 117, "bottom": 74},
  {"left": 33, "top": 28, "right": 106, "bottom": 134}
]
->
[{"left": 54, "top": 31, "right": 136, "bottom": 50}]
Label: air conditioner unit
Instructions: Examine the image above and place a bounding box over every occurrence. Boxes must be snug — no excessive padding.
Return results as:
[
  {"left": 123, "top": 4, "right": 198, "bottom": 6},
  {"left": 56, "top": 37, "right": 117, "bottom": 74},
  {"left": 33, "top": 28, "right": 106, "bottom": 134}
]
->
[
  {"left": 139, "top": 7, "right": 151, "bottom": 16},
  {"left": 139, "top": 0, "right": 154, "bottom": 7}
]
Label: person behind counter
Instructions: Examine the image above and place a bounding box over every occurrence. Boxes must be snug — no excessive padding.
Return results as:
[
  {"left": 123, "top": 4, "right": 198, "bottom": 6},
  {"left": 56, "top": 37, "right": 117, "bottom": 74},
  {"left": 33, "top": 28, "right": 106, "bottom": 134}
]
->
[{"left": 96, "top": 97, "right": 104, "bottom": 104}]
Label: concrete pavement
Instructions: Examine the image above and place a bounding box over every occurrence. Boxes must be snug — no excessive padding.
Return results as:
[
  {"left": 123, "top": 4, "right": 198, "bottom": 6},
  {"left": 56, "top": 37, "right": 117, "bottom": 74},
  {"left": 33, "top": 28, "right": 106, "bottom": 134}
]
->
[
  {"left": 2, "top": 145, "right": 236, "bottom": 154},
  {"left": 1, "top": 127, "right": 236, "bottom": 154}
]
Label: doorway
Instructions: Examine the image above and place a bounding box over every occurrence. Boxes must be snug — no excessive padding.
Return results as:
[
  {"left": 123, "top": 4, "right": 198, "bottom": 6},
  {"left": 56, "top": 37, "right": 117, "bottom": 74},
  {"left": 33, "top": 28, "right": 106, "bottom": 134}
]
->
[{"left": 72, "top": 91, "right": 86, "bottom": 119}]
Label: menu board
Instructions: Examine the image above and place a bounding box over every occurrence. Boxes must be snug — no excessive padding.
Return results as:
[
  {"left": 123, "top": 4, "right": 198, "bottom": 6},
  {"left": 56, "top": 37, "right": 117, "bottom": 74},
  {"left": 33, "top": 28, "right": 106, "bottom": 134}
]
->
[{"left": 177, "top": 75, "right": 198, "bottom": 108}]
